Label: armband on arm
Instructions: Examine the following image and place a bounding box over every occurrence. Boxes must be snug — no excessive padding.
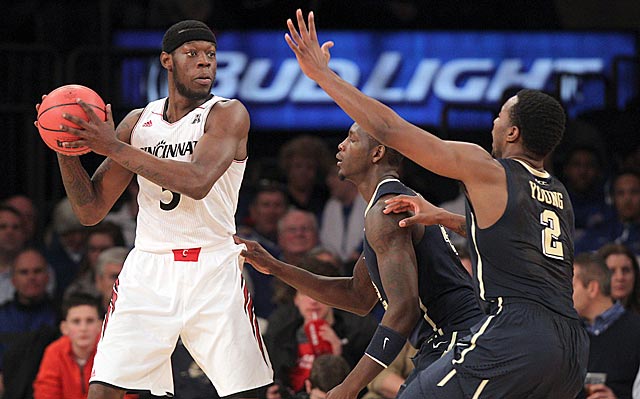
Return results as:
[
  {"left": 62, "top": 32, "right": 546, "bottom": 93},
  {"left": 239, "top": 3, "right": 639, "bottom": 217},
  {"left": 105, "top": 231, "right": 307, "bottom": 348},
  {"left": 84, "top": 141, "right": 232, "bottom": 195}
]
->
[{"left": 365, "top": 324, "right": 406, "bottom": 368}]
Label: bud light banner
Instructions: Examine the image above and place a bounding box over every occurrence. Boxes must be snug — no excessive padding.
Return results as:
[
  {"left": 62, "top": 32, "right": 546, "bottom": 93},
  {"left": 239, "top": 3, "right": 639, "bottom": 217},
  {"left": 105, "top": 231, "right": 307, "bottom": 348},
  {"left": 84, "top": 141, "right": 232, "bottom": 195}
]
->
[{"left": 114, "top": 31, "right": 637, "bottom": 131}]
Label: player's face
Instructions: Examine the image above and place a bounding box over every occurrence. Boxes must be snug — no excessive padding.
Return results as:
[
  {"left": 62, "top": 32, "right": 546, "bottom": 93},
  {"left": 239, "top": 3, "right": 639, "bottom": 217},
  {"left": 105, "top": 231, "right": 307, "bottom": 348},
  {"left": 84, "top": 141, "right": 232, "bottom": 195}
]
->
[
  {"left": 336, "top": 124, "right": 372, "bottom": 183},
  {"left": 61, "top": 305, "right": 102, "bottom": 351},
  {"left": 491, "top": 96, "right": 517, "bottom": 158},
  {"left": 12, "top": 250, "right": 49, "bottom": 301},
  {"left": 171, "top": 41, "right": 216, "bottom": 100},
  {"left": 606, "top": 253, "right": 635, "bottom": 302}
]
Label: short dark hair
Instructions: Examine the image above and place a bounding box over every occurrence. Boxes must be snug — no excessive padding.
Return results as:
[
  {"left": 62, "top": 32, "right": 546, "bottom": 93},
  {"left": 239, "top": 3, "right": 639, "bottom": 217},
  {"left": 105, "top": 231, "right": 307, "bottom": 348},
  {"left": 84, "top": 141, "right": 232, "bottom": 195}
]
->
[
  {"left": 574, "top": 252, "right": 611, "bottom": 296},
  {"left": 309, "top": 354, "right": 351, "bottom": 392},
  {"left": 511, "top": 89, "right": 565, "bottom": 158},
  {"left": 61, "top": 292, "right": 102, "bottom": 320},
  {"left": 362, "top": 130, "right": 403, "bottom": 168}
]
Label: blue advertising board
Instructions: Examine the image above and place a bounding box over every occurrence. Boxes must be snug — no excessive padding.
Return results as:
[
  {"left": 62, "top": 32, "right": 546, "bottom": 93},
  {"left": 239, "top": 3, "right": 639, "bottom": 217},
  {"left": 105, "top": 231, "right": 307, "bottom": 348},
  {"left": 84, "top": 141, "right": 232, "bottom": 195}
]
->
[{"left": 114, "top": 30, "right": 637, "bottom": 131}]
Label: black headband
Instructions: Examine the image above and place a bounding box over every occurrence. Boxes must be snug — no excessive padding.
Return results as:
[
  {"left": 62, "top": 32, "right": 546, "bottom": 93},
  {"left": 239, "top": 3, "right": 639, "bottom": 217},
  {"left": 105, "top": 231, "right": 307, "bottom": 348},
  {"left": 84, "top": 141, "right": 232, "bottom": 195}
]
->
[{"left": 162, "top": 20, "right": 217, "bottom": 54}]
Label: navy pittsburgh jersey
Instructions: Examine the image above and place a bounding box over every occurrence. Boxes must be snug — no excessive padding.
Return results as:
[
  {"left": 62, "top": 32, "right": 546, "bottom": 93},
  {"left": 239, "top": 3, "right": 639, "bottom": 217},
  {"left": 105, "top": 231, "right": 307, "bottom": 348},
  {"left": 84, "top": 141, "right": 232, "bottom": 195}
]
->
[
  {"left": 465, "top": 158, "right": 578, "bottom": 319},
  {"left": 363, "top": 179, "right": 483, "bottom": 348}
]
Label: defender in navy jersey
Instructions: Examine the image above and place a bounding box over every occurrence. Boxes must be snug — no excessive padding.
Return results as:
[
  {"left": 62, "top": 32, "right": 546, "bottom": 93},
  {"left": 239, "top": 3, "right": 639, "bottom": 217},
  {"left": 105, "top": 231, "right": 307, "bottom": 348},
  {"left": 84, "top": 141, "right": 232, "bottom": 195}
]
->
[
  {"left": 285, "top": 10, "right": 588, "bottom": 398},
  {"left": 237, "top": 123, "right": 483, "bottom": 399}
]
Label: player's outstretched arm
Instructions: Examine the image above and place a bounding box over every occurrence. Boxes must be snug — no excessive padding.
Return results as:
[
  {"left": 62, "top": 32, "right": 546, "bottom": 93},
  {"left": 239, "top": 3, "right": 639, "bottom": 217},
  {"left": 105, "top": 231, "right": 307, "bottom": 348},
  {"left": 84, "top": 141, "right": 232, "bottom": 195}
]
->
[
  {"left": 285, "top": 9, "right": 498, "bottom": 186},
  {"left": 383, "top": 194, "right": 467, "bottom": 237},
  {"left": 234, "top": 236, "right": 378, "bottom": 315}
]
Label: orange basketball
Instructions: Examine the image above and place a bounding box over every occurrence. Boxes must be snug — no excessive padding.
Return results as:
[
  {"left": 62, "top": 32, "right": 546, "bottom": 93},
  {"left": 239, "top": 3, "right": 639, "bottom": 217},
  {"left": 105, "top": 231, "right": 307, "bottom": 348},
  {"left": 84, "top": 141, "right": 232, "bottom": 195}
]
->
[{"left": 37, "top": 84, "right": 107, "bottom": 156}]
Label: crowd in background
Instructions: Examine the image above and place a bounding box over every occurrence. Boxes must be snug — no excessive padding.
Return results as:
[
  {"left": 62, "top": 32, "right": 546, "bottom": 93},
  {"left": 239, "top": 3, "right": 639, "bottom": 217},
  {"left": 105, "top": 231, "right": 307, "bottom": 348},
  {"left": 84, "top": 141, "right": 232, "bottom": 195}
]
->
[
  {"left": 1, "top": 115, "right": 639, "bottom": 397},
  {"left": 1, "top": 1, "right": 640, "bottom": 398}
]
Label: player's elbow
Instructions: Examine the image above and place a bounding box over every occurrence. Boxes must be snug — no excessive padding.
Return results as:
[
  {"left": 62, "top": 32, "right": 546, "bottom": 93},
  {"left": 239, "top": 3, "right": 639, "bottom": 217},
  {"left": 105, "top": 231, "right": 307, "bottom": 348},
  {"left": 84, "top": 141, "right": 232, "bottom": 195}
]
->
[
  {"left": 351, "top": 295, "right": 378, "bottom": 316},
  {"left": 184, "top": 180, "right": 215, "bottom": 200}
]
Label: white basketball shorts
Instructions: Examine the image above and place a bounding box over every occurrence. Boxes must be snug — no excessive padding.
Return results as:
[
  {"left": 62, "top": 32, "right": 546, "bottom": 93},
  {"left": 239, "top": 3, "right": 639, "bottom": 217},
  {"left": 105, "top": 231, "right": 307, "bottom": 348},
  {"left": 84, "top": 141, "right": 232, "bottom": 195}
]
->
[{"left": 89, "top": 243, "right": 273, "bottom": 396}]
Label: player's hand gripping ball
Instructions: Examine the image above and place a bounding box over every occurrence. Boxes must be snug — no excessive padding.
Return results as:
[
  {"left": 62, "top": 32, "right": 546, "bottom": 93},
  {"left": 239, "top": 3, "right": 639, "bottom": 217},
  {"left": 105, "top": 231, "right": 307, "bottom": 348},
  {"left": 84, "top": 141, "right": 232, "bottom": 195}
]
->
[{"left": 36, "top": 84, "right": 107, "bottom": 156}]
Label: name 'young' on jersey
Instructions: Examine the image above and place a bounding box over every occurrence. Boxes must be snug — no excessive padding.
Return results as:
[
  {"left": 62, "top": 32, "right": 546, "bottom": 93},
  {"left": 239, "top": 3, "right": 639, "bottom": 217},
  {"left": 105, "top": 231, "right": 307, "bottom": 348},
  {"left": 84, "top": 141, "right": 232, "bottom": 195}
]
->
[
  {"left": 363, "top": 179, "right": 482, "bottom": 348},
  {"left": 130, "top": 96, "right": 246, "bottom": 252},
  {"left": 465, "top": 158, "right": 577, "bottom": 318}
]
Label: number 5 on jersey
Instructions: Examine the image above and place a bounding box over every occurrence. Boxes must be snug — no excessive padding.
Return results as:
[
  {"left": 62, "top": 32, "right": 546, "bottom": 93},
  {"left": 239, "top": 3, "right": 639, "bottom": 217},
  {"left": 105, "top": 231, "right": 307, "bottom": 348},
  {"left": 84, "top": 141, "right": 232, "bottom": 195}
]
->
[{"left": 160, "top": 187, "right": 181, "bottom": 211}]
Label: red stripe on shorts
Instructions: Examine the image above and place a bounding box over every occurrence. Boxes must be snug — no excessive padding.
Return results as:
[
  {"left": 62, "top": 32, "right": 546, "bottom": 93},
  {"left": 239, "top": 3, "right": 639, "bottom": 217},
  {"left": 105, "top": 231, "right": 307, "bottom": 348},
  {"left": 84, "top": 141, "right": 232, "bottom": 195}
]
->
[
  {"left": 102, "top": 277, "right": 120, "bottom": 339},
  {"left": 242, "top": 277, "right": 268, "bottom": 364}
]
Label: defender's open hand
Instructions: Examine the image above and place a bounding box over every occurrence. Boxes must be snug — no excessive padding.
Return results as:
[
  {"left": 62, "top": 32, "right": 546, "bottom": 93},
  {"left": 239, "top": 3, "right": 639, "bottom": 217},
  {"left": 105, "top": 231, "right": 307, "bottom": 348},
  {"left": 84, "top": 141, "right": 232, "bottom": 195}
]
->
[{"left": 285, "top": 9, "right": 334, "bottom": 82}]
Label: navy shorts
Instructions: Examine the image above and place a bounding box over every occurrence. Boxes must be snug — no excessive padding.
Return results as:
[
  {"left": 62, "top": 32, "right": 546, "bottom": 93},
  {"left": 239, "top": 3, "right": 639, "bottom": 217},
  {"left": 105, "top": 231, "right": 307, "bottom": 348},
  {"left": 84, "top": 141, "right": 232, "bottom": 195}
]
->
[{"left": 398, "top": 301, "right": 589, "bottom": 399}]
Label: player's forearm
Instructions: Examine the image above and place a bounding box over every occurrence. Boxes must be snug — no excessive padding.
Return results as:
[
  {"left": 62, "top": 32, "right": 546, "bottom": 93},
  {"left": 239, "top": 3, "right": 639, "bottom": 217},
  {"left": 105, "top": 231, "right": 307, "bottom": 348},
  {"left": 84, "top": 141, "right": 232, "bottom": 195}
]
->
[
  {"left": 106, "top": 141, "right": 214, "bottom": 200},
  {"left": 269, "top": 259, "right": 372, "bottom": 314},
  {"left": 57, "top": 154, "right": 105, "bottom": 225}
]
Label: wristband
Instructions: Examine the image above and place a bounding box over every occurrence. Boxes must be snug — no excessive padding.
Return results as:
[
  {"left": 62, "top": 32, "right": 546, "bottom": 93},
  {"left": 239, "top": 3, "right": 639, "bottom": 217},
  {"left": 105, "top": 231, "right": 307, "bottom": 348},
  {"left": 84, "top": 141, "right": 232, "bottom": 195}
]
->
[{"left": 365, "top": 324, "right": 406, "bottom": 368}]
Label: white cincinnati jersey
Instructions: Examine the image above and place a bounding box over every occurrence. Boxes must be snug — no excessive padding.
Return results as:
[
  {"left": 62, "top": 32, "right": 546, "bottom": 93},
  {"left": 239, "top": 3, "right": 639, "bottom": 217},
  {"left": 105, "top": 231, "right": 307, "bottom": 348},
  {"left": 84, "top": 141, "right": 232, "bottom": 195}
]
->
[{"left": 130, "top": 96, "right": 246, "bottom": 252}]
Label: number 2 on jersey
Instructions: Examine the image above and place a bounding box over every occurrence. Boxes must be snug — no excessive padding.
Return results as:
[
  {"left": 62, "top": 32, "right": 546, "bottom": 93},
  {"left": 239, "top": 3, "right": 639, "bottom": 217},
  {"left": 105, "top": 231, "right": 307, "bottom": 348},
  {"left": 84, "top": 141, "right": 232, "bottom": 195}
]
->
[{"left": 540, "top": 209, "right": 563, "bottom": 259}]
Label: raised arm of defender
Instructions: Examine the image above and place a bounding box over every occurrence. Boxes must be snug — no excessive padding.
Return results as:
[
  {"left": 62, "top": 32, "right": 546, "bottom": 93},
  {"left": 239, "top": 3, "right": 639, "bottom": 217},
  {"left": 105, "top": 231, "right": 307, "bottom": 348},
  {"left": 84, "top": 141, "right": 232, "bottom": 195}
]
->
[{"left": 285, "top": 9, "right": 508, "bottom": 228}]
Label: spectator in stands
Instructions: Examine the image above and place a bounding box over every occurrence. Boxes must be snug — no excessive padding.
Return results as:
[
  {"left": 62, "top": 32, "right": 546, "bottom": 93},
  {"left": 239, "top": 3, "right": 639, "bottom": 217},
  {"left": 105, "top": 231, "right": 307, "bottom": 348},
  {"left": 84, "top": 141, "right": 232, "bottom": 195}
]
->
[
  {"left": 265, "top": 258, "right": 377, "bottom": 398},
  {"left": 44, "top": 198, "right": 87, "bottom": 299},
  {"left": 0, "top": 248, "right": 57, "bottom": 389},
  {"left": 65, "top": 246, "right": 128, "bottom": 317},
  {"left": 576, "top": 170, "right": 640, "bottom": 257},
  {"left": 560, "top": 145, "right": 610, "bottom": 233},
  {"left": 64, "top": 221, "right": 125, "bottom": 301},
  {"left": 278, "top": 209, "right": 320, "bottom": 266},
  {"left": 278, "top": 135, "right": 331, "bottom": 219},
  {"left": 573, "top": 252, "right": 640, "bottom": 399},
  {"left": 295, "top": 354, "right": 351, "bottom": 399},
  {"left": 363, "top": 343, "right": 417, "bottom": 399},
  {"left": 32, "top": 293, "right": 103, "bottom": 399},
  {"left": 598, "top": 243, "right": 640, "bottom": 314},
  {"left": 319, "top": 166, "right": 366, "bottom": 272},
  {"left": 2, "top": 194, "right": 39, "bottom": 246},
  {"left": 0, "top": 205, "right": 27, "bottom": 305},
  {"left": 237, "top": 180, "right": 288, "bottom": 321},
  {"left": 93, "top": 247, "right": 128, "bottom": 316}
]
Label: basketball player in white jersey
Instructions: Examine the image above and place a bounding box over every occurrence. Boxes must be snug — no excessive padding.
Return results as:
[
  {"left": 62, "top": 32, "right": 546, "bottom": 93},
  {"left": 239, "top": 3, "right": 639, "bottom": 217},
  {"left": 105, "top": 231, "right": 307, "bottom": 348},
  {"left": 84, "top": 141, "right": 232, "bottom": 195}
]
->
[{"left": 35, "top": 20, "right": 273, "bottom": 399}]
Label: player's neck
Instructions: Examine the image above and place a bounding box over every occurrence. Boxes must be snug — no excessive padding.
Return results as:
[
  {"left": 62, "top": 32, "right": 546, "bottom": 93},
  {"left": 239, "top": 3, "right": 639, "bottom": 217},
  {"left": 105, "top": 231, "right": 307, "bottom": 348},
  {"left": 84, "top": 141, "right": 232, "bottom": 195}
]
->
[
  {"left": 508, "top": 155, "right": 545, "bottom": 172},
  {"left": 163, "top": 94, "right": 213, "bottom": 123}
]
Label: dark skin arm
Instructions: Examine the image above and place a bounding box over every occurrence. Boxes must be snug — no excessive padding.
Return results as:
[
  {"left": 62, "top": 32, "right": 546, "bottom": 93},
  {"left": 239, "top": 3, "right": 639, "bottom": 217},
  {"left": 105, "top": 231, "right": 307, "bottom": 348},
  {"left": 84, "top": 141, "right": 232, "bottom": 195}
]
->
[
  {"left": 285, "top": 10, "right": 508, "bottom": 229},
  {"left": 46, "top": 104, "right": 138, "bottom": 225},
  {"left": 234, "top": 236, "right": 378, "bottom": 316},
  {"left": 60, "top": 98, "right": 249, "bottom": 202},
  {"left": 383, "top": 194, "right": 467, "bottom": 237},
  {"left": 327, "top": 198, "right": 420, "bottom": 399}
]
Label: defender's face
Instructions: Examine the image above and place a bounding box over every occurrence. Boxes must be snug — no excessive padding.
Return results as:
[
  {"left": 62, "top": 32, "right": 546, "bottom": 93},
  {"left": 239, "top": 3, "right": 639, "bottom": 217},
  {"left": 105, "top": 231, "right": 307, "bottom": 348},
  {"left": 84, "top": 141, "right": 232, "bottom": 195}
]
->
[
  {"left": 491, "top": 96, "right": 518, "bottom": 158},
  {"left": 170, "top": 40, "right": 217, "bottom": 100},
  {"left": 336, "top": 124, "right": 372, "bottom": 183}
]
